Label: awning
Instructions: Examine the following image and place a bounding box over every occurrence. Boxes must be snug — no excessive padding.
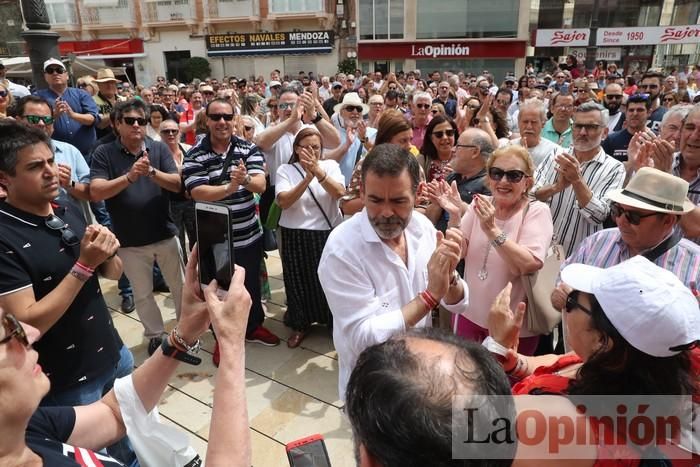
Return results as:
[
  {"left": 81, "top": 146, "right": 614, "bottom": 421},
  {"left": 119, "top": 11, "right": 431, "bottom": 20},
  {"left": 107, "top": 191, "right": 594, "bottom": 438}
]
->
[
  {"left": 1, "top": 56, "right": 126, "bottom": 79},
  {"left": 208, "top": 47, "right": 332, "bottom": 57},
  {"left": 76, "top": 53, "right": 147, "bottom": 60}
]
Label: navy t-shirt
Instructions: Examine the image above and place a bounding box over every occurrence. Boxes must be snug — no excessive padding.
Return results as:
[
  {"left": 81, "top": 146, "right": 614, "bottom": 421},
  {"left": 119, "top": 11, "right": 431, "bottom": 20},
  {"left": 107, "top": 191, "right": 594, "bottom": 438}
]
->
[
  {"left": 26, "top": 407, "right": 125, "bottom": 466},
  {"left": 601, "top": 129, "right": 633, "bottom": 162}
]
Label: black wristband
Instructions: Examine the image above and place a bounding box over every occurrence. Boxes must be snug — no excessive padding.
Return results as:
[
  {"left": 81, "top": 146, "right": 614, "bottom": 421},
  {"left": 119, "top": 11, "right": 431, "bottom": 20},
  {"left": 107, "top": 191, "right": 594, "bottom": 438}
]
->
[
  {"left": 311, "top": 112, "right": 322, "bottom": 124},
  {"left": 160, "top": 337, "right": 202, "bottom": 365}
]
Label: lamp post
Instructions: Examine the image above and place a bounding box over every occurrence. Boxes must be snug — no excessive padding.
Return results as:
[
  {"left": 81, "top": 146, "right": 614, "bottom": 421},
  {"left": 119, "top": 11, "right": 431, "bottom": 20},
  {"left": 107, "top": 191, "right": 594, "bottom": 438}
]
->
[{"left": 20, "top": 0, "right": 60, "bottom": 89}]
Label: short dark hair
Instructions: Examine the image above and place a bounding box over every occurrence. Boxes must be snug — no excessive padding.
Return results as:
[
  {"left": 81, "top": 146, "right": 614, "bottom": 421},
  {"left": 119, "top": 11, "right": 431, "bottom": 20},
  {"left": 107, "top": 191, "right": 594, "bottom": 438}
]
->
[
  {"left": 15, "top": 95, "right": 53, "bottom": 117},
  {"left": 148, "top": 104, "right": 169, "bottom": 121},
  {"left": 641, "top": 71, "right": 665, "bottom": 84},
  {"left": 205, "top": 98, "right": 234, "bottom": 116},
  {"left": 346, "top": 327, "right": 515, "bottom": 467},
  {"left": 115, "top": 98, "right": 148, "bottom": 122},
  {"left": 0, "top": 120, "right": 52, "bottom": 176},
  {"left": 495, "top": 88, "right": 513, "bottom": 104},
  {"left": 627, "top": 92, "right": 652, "bottom": 110},
  {"left": 361, "top": 143, "right": 421, "bottom": 192}
]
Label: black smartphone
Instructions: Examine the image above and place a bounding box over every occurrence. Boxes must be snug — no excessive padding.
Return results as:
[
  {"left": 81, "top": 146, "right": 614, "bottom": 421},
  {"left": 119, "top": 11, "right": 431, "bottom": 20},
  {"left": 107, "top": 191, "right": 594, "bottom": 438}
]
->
[
  {"left": 195, "top": 202, "right": 234, "bottom": 294},
  {"left": 286, "top": 434, "right": 332, "bottom": 467}
]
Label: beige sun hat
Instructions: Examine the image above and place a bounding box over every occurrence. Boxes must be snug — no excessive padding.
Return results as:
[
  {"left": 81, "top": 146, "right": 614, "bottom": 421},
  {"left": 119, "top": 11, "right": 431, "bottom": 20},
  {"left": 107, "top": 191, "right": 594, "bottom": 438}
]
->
[
  {"left": 94, "top": 68, "right": 120, "bottom": 83},
  {"left": 607, "top": 167, "right": 695, "bottom": 214},
  {"left": 333, "top": 92, "right": 369, "bottom": 115}
]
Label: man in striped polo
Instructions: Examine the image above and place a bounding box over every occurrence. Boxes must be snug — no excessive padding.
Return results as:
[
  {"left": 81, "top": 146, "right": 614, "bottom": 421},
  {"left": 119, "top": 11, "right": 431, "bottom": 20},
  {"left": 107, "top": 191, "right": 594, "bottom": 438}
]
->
[{"left": 183, "top": 98, "right": 280, "bottom": 363}]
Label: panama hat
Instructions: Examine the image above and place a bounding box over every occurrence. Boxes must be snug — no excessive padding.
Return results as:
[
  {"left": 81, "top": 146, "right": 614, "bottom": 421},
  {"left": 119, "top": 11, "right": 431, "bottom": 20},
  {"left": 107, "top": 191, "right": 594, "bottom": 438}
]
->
[
  {"left": 333, "top": 92, "right": 369, "bottom": 115},
  {"left": 607, "top": 167, "right": 694, "bottom": 215},
  {"left": 94, "top": 68, "right": 119, "bottom": 83}
]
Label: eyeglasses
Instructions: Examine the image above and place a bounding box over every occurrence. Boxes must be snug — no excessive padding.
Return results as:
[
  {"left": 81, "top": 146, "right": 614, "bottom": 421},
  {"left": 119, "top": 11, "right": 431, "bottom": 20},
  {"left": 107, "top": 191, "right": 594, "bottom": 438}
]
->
[
  {"left": 343, "top": 105, "right": 363, "bottom": 113},
  {"left": 432, "top": 129, "right": 455, "bottom": 139},
  {"left": 663, "top": 97, "right": 676, "bottom": 103},
  {"left": 638, "top": 83, "right": 659, "bottom": 90},
  {"left": 488, "top": 167, "right": 528, "bottom": 183},
  {"left": 1, "top": 313, "right": 29, "bottom": 348},
  {"left": 45, "top": 67, "right": 65, "bottom": 74},
  {"left": 278, "top": 102, "right": 294, "bottom": 110},
  {"left": 298, "top": 144, "right": 321, "bottom": 152},
  {"left": 415, "top": 103, "right": 431, "bottom": 110},
  {"left": 45, "top": 214, "right": 80, "bottom": 246},
  {"left": 610, "top": 202, "right": 658, "bottom": 225},
  {"left": 160, "top": 128, "right": 178, "bottom": 135},
  {"left": 25, "top": 115, "right": 54, "bottom": 125},
  {"left": 244, "top": 125, "right": 254, "bottom": 131},
  {"left": 207, "top": 113, "right": 234, "bottom": 121},
  {"left": 573, "top": 123, "right": 602, "bottom": 132},
  {"left": 565, "top": 293, "right": 592, "bottom": 315},
  {"left": 122, "top": 116, "right": 148, "bottom": 126}
]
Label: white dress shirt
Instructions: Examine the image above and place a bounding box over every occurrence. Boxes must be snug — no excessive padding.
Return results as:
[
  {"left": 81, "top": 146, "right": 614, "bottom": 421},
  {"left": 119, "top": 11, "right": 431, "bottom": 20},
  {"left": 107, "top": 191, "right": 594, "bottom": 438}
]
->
[{"left": 318, "top": 209, "right": 469, "bottom": 401}]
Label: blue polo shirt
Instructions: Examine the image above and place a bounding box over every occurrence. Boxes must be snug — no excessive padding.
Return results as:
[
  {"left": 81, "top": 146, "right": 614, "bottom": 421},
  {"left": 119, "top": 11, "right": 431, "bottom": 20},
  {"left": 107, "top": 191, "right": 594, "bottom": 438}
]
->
[{"left": 35, "top": 87, "right": 99, "bottom": 156}]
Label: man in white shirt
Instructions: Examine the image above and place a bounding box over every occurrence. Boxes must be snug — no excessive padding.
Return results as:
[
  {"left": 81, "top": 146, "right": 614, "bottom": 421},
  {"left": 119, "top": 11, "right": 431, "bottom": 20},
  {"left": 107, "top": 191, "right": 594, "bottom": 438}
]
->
[
  {"left": 318, "top": 144, "right": 468, "bottom": 401},
  {"left": 509, "top": 98, "right": 562, "bottom": 167}
]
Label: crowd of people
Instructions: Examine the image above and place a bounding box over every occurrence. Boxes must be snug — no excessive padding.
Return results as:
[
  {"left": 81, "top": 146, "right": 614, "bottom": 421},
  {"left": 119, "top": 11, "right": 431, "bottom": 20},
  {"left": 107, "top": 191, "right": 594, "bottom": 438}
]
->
[{"left": 0, "top": 55, "right": 699, "bottom": 465}]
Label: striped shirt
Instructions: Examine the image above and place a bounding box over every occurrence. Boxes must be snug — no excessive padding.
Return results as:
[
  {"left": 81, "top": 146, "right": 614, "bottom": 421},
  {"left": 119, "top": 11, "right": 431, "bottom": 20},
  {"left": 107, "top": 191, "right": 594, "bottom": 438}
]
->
[
  {"left": 183, "top": 135, "right": 265, "bottom": 248},
  {"left": 562, "top": 228, "right": 700, "bottom": 288},
  {"left": 533, "top": 147, "right": 625, "bottom": 257},
  {"left": 673, "top": 152, "right": 700, "bottom": 244}
]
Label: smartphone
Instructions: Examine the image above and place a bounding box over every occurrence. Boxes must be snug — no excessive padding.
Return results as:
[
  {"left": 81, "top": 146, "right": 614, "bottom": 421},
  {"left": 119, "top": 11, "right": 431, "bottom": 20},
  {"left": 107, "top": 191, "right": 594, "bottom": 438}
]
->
[
  {"left": 286, "top": 434, "right": 332, "bottom": 467},
  {"left": 195, "top": 202, "right": 234, "bottom": 294}
]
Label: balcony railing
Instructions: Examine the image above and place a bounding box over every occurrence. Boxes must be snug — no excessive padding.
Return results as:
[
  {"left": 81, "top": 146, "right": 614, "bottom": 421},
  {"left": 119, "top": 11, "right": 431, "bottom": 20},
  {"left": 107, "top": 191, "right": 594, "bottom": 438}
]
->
[
  {"left": 79, "top": 0, "right": 135, "bottom": 26},
  {"left": 205, "top": 0, "right": 259, "bottom": 19},
  {"left": 45, "top": 0, "right": 79, "bottom": 27},
  {"left": 142, "top": 0, "right": 196, "bottom": 23}
]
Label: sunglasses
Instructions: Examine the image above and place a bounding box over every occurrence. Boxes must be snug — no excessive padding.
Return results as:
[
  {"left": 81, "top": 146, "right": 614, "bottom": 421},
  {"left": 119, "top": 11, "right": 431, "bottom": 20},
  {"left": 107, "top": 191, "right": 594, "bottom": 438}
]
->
[
  {"left": 344, "top": 105, "right": 363, "bottom": 113},
  {"left": 77, "top": 83, "right": 87, "bottom": 88},
  {"left": 45, "top": 67, "right": 65, "bottom": 74},
  {"left": 663, "top": 97, "right": 676, "bottom": 103},
  {"left": 565, "top": 293, "right": 592, "bottom": 315},
  {"left": 415, "top": 103, "right": 431, "bottom": 110},
  {"left": 207, "top": 113, "right": 234, "bottom": 121},
  {"left": 431, "top": 110, "right": 439, "bottom": 114},
  {"left": 610, "top": 202, "right": 658, "bottom": 225},
  {"left": 160, "top": 128, "right": 178, "bottom": 135},
  {"left": 0, "top": 90, "right": 7, "bottom": 98},
  {"left": 244, "top": 125, "right": 254, "bottom": 131},
  {"left": 122, "top": 116, "right": 147, "bottom": 126},
  {"left": 432, "top": 129, "right": 455, "bottom": 139},
  {"left": 45, "top": 214, "right": 80, "bottom": 246},
  {"left": 1, "top": 313, "right": 29, "bottom": 348},
  {"left": 605, "top": 94, "right": 623, "bottom": 100},
  {"left": 278, "top": 102, "right": 294, "bottom": 110},
  {"left": 488, "top": 167, "right": 528, "bottom": 183},
  {"left": 25, "top": 115, "right": 55, "bottom": 125}
]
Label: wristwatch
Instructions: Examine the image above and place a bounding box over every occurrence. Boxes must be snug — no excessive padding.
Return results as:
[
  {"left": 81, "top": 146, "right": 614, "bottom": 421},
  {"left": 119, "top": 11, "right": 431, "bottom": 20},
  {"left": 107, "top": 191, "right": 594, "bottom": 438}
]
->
[
  {"left": 160, "top": 336, "right": 202, "bottom": 365},
  {"left": 311, "top": 112, "right": 323, "bottom": 124},
  {"left": 148, "top": 166, "right": 156, "bottom": 178},
  {"left": 491, "top": 231, "right": 507, "bottom": 247}
]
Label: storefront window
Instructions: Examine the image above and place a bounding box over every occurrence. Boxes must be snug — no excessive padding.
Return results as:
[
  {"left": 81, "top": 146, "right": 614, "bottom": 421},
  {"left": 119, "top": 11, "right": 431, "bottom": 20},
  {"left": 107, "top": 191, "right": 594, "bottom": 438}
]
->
[
  {"left": 359, "top": 0, "right": 404, "bottom": 40},
  {"left": 415, "top": 59, "right": 515, "bottom": 82},
  {"left": 671, "top": 0, "right": 700, "bottom": 26},
  {"left": 416, "top": 0, "right": 518, "bottom": 39},
  {"left": 270, "top": 0, "right": 322, "bottom": 14},
  {"left": 572, "top": 0, "right": 662, "bottom": 28}
]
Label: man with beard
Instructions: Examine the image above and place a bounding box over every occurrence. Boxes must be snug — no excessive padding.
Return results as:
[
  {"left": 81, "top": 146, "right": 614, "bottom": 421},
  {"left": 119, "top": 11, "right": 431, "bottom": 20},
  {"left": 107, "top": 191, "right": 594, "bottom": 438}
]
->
[
  {"left": 638, "top": 71, "right": 667, "bottom": 133},
  {"left": 602, "top": 93, "right": 651, "bottom": 162},
  {"left": 318, "top": 144, "right": 468, "bottom": 401},
  {"left": 322, "top": 81, "right": 343, "bottom": 116},
  {"left": 602, "top": 82, "right": 625, "bottom": 132},
  {"left": 533, "top": 102, "right": 626, "bottom": 256},
  {"left": 510, "top": 98, "right": 562, "bottom": 167}
]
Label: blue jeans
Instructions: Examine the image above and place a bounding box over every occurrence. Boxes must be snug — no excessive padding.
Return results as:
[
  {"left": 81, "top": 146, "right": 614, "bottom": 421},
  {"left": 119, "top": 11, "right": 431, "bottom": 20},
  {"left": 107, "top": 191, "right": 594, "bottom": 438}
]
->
[{"left": 41, "top": 345, "right": 139, "bottom": 466}]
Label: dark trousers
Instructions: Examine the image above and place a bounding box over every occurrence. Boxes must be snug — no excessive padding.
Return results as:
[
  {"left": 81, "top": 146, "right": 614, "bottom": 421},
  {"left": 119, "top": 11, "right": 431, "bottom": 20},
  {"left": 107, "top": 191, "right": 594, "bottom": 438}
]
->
[{"left": 236, "top": 237, "right": 265, "bottom": 334}]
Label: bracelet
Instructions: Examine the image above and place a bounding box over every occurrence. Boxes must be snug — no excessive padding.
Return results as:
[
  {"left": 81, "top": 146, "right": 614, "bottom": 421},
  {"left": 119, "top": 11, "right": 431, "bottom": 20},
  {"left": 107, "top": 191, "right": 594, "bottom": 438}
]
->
[
  {"left": 491, "top": 231, "right": 507, "bottom": 247},
  {"left": 317, "top": 172, "right": 328, "bottom": 183},
  {"left": 506, "top": 356, "right": 529, "bottom": 380},
  {"left": 70, "top": 264, "right": 93, "bottom": 282},
  {"left": 125, "top": 174, "right": 134, "bottom": 184},
  {"left": 420, "top": 290, "right": 439, "bottom": 310},
  {"left": 74, "top": 261, "right": 95, "bottom": 274},
  {"left": 171, "top": 327, "right": 201, "bottom": 354}
]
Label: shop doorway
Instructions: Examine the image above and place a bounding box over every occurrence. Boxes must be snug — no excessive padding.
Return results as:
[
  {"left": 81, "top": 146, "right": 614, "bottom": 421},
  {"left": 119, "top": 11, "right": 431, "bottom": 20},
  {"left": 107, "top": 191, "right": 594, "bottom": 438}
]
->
[{"left": 164, "top": 50, "right": 191, "bottom": 83}]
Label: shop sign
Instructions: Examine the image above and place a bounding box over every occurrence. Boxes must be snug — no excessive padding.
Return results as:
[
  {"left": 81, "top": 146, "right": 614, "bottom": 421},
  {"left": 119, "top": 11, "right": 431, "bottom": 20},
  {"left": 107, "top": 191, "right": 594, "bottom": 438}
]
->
[
  {"left": 206, "top": 31, "right": 333, "bottom": 56},
  {"left": 568, "top": 47, "right": 622, "bottom": 62},
  {"left": 597, "top": 25, "right": 700, "bottom": 46},
  {"left": 358, "top": 40, "right": 527, "bottom": 60},
  {"left": 535, "top": 29, "right": 590, "bottom": 47}
]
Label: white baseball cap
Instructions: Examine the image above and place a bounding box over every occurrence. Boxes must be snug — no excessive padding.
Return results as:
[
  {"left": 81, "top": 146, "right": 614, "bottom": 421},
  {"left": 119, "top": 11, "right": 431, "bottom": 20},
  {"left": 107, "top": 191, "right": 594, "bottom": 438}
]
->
[
  {"left": 43, "top": 58, "right": 65, "bottom": 71},
  {"left": 561, "top": 256, "right": 700, "bottom": 357}
]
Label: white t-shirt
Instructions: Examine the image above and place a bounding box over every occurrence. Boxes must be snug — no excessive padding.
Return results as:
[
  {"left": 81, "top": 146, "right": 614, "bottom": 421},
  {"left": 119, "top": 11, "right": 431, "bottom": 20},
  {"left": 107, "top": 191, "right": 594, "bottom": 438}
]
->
[
  {"left": 275, "top": 160, "right": 344, "bottom": 230},
  {"left": 262, "top": 123, "right": 313, "bottom": 186},
  {"left": 507, "top": 137, "right": 563, "bottom": 168}
]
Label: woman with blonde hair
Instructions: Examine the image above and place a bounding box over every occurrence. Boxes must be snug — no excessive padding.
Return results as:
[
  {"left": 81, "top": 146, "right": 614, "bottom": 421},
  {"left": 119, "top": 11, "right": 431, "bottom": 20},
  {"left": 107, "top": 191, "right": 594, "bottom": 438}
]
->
[
  {"left": 0, "top": 82, "right": 12, "bottom": 118},
  {"left": 446, "top": 145, "right": 553, "bottom": 355}
]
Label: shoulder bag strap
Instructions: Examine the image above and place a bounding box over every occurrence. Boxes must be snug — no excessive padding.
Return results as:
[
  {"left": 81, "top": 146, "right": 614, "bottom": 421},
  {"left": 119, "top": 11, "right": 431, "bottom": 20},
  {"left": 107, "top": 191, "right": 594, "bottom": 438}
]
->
[
  {"left": 291, "top": 163, "right": 333, "bottom": 230},
  {"left": 642, "top": 228, "right": 682, "bottom": 262},
  {"left": 515, "top": 199, "right": 532, "bottom": 244},
  {"left": 217, "top": 139, "right": 239, "bottom": 185}
]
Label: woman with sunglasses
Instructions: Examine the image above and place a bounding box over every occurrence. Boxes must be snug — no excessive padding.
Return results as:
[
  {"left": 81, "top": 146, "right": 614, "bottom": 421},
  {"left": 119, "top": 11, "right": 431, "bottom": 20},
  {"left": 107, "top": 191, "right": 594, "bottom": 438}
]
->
[
  {"left": 486, "top": 256, "right": 700, "bottom": 465},
  {"left": 419, "top": 115, "right": 458, "bottom": 183},
  {"left": 0, "top": 247, "right": 254, "bottom": 467},
  {"left": 662, "top": 92, "right": 679, "bottom": 108},
  {"left": 447, "top": 145, "right": 553, "bottom": 355},
  {"left": 275, "top": 128, "right": 345, "bottom": 348},
  {"left": 0, "top": 82, "right": 11, "bottom": 119}
]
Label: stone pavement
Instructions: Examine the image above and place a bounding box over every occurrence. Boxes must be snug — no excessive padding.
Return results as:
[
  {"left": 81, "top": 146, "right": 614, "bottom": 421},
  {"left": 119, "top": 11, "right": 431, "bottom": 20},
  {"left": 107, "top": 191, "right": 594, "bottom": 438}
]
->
[{"left": 102, "top": 250, "right": 355, "bottom": 466}]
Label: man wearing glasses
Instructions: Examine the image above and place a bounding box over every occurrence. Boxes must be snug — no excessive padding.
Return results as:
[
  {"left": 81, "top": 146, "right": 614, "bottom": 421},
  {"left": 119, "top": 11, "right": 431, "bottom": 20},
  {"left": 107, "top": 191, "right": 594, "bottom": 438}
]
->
[
  {"left": 433, "top": 81, "right": 457, "bottom": 119},
  {"left": 533, "top": 102, "right": 625, "bottom": 256},
  {"left": 410, "top": 91, "right": 434, "bottom": 148},
  {"left": 0, "top": 120, "right": 132, "bottom": 422},
  {"left": 602, "top": 82, "right": 625, "bottom": 132},
  {"left": 34, "top": 58, "right": 100, "bottom": 158},
  {"left": 637, "top": 71, "right": 667, "bottom": 133},
  {"left": 90, "top": 99, "right": 184, "bottom": 356},
  {"left": 541, "top": 92, "right": 575, "bottom": 148}
]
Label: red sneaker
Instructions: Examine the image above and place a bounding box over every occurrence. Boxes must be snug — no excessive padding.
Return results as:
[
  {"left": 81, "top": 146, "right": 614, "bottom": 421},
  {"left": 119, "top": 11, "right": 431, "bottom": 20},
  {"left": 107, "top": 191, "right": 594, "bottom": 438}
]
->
[
  {"left": 245, "top": 325, "right": 280, "bottom": 346},
  {"left": 212, "top": 341, "right": 220, "bottom": 367}
]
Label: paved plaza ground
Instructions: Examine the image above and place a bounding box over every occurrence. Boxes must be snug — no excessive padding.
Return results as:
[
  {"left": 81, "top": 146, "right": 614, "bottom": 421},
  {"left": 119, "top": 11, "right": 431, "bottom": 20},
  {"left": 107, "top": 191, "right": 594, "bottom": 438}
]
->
[{"left": 103, "top": 250, "right": 355, "bottom": 466}]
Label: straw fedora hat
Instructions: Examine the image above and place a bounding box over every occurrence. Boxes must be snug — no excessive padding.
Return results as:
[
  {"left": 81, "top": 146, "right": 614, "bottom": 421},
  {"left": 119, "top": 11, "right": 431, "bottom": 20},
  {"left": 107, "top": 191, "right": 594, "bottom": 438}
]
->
[
  {"left": 607, "top": 167, "right": 695, "bottom": 215},
  {"left": 94, "top": 68, "right": 119, "bottom": 83},
  {"left": 333, "top": 92, "right": 369, "bottom": 115}
]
